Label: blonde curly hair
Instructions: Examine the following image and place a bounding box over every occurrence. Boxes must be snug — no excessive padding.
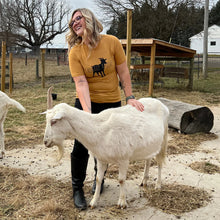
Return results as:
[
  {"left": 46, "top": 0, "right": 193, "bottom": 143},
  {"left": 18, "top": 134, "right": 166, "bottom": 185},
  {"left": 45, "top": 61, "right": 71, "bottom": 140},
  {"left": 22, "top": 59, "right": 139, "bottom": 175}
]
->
[{"left": 66, "top": 8, "right": 103, "bottom": 52}]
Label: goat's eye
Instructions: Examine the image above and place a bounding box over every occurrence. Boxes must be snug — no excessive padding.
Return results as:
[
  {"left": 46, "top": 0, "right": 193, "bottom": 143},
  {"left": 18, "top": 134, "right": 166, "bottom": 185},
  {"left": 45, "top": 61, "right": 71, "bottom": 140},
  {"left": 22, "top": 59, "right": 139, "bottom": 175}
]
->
[{"left": 51, "top": 119, "right": 57, "bottom": 126}]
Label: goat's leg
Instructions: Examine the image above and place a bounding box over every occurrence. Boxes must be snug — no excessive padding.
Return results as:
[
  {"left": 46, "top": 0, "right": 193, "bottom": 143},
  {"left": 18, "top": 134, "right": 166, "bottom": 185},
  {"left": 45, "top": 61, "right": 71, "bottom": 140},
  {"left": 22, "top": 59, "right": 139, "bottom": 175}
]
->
[
  {"left": 140, "top": 159, "right": 151, "bottom": 187},
  {"left": 117, "top": 160, "right": 129, "bottom": 209},
  {"left": 90, "top": 160, "right": 107, "bottom": 209},
  {"left": 0, "top": 121, "right": 5, "bottom": 159},
  {"left": 155, "top": 160, "right": 162, "bottom": 189}
]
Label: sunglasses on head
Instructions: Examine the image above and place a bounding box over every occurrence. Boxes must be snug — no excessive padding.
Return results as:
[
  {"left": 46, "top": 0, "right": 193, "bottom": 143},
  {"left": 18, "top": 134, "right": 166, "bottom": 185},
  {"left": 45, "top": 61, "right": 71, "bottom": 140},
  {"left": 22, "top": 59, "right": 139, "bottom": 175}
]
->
[{"left": 70, "top": 16, "right": 83, "bottom": 27}]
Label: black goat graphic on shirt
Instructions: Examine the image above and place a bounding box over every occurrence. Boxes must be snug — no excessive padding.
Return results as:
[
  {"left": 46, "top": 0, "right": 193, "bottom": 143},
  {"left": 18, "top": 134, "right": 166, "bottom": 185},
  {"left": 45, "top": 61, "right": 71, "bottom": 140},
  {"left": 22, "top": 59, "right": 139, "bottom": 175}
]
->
[{"left": 92, "top": 58, "right": 107, "bottom": 77}]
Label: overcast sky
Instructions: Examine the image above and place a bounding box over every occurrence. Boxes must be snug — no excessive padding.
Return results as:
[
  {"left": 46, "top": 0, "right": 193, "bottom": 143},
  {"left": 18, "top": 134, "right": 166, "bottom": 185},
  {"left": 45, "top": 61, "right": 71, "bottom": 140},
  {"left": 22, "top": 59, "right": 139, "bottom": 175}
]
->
[
  {"left": 67, "top": 0, "right": 99, "bottom": 16},
  {"left": 66, "top": 0, "right": 107, "bottom": 32}
]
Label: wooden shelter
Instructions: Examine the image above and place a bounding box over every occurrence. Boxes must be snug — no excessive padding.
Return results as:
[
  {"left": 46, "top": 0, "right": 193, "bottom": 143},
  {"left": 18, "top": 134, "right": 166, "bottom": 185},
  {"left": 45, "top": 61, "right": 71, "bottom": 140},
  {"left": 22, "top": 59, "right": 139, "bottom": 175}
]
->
[{"left": 120, "top": 38, "right": 196, "bottom": 96}]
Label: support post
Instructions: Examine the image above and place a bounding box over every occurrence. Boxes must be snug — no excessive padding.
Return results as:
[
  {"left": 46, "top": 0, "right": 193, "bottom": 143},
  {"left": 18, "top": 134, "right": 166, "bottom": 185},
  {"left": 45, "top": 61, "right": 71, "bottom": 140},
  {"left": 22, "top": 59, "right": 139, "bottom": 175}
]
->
[
  {"left": 1, "top": 41, "right": 6, "bottom": 92},
  {"left": 126, "top": 9, "right": 132, "bottom": 69},
  {"left": 149, "top": 43, "right": 156, "bottom": 97},
  {"left": 203, "top": 0, "right": 209, "bottom": 79}
]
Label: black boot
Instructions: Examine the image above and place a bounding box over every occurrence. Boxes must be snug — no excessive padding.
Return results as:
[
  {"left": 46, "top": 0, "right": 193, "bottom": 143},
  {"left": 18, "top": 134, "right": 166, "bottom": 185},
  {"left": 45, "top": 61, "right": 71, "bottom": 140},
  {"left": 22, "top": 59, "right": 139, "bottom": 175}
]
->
[
  {"left": 92, "top": 158, "right": 105, "bottom": 195},
  {"left": 71, "top": 153, "right": 89, "bottom": 210}
]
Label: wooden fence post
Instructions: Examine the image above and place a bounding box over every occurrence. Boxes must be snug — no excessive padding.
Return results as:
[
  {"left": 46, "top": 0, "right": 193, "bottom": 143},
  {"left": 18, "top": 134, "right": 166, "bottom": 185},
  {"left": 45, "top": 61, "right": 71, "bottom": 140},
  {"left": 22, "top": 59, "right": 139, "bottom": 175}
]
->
[
  {"left": 9, "top": 53, "right": 13, "bottom": 94},
  {"left": 25, "top": 54, "right": 27, "bottom": 66},
  {"left": 36, "top": 59, "right": 39, "bottom": 79},
  {"left": 187, "top": 58, "right": 194, "bottom": 90},
  {"left": 1, "top": 41, "right": 6, "bottom": 92},
  {"left": 41, "top": 49, "right": 46, "bottom": 88}
]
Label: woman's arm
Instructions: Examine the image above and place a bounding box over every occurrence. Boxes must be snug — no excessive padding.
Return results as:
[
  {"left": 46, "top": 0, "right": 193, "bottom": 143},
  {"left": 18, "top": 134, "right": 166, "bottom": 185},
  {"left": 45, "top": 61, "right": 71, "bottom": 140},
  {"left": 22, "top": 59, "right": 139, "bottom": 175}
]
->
[
  {"left": 73, "top": 75, "right": 91, "bottom": 113},
  {"left": 117, "top": 61, "right": 144, "bottom": 112}
]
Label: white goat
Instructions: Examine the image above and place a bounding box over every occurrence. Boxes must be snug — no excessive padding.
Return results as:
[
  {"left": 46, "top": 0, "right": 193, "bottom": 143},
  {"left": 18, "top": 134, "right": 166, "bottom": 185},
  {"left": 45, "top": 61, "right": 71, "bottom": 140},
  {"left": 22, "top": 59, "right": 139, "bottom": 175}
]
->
[
  {"left": 43, "top": 87, "right": 169, "bottom": 209},
  {"left": 0, "top": 91, "right": 26, "bottom": 159}
]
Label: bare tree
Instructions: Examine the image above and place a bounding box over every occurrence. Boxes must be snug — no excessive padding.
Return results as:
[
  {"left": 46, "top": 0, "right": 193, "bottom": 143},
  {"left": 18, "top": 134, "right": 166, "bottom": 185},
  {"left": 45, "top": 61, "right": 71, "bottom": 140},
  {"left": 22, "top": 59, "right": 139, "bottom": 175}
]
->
[
  {"left": 0, "top": 0, "right": 17, "bottom": 49},
  {"left": 96, "top": 0, "right": 204, "bottom": 46},
  {"left": 0, "top": 0, "right": 70, "bottom": 54}
]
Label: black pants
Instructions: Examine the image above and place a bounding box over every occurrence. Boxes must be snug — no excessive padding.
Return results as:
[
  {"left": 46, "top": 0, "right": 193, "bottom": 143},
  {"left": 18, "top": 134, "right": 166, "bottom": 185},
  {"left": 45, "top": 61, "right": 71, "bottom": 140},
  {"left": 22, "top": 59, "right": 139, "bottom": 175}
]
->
[{"left": 71, "top": 98, "right": 121, "bottom": 158}]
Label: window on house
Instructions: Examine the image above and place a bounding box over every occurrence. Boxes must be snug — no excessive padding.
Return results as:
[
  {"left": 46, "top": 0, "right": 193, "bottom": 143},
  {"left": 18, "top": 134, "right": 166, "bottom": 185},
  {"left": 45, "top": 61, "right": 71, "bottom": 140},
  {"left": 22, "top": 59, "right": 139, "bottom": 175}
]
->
[{"left": 210, "top": 41, "right": 216, "bottom": 46}]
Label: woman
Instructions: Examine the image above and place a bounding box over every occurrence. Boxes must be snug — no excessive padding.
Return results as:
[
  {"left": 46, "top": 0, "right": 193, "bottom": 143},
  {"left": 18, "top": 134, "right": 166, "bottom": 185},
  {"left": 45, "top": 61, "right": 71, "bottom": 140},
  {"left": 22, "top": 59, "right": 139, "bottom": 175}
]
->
[{"left": 66, "top": 8, "right": 144, "bottom": 210}]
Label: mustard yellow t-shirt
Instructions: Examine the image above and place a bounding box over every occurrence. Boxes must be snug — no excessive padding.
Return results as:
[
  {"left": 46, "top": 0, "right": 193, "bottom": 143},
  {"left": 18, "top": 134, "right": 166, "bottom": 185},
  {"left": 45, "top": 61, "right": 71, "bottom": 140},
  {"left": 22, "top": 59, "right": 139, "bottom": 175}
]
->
[{"left": 69, "top": 34, "right": 126, "bottom": 103}]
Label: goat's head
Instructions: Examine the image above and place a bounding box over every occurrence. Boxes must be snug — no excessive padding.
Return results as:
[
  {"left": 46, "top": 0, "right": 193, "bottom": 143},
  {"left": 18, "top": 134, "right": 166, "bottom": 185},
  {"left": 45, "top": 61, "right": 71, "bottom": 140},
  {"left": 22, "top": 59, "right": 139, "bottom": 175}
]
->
[{"left": 42, "top": 87, "right": 70, "bottom": 160}]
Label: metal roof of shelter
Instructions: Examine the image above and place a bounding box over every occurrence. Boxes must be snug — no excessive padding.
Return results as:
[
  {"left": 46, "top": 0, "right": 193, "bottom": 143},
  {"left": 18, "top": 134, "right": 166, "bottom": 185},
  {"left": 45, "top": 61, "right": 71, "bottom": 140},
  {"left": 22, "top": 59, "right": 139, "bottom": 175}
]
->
[{"left": 120, "top": 38, "right": 196, "bottom": 58}]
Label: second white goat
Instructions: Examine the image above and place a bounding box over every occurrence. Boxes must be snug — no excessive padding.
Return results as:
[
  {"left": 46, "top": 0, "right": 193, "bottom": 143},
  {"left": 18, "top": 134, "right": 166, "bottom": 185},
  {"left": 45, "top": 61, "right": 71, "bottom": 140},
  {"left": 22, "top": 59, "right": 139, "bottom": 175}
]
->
[
  {"left": 43, "top": 87, "right": 169, "bottom": 209},
  {"left": 0, "top": 91, "right": 26, "bottom": 159}
]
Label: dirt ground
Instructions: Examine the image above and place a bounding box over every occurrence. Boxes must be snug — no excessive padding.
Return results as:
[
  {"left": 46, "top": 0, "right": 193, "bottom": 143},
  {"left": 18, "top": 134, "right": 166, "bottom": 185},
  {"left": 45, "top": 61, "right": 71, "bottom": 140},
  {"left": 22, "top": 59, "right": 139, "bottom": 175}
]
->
[{"left": 1, "top": 104, "right": 220, "bottom": 219}]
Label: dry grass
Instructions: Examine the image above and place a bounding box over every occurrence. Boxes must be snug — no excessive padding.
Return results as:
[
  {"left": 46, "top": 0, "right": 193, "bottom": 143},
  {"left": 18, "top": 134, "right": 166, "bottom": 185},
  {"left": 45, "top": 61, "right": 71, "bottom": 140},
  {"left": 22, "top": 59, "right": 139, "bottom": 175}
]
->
[
  {"left": 0, "top": 163, "right": 215, "bottom": 219},
  {"left": 189, "top": 161, "right": 220, "bottom": 174},
  {"left": 167, "top": 130, "right": 218, "bottom": 155},
  {"left": 144, "top": 183, "right": 211, "bottom": 215},
  {"left": 0, "top": 166, "right": 83, "bottom": 219}
]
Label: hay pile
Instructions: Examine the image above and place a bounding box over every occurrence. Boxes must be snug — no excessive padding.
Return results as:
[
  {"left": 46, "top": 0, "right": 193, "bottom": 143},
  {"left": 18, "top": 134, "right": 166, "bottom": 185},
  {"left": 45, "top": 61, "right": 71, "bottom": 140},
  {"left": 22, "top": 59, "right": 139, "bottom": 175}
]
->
[
  {"left": 189, "top": 161, "right": 220, "bottom": 174},
  {"left": 0, "top": 166, "right": 82, "bottom": 219},
  {"left": 167, "top": 130, "right": 217, "bottom": 155},
  {"left": 144, "top": 183, "right": 211, "bottom": 215}
]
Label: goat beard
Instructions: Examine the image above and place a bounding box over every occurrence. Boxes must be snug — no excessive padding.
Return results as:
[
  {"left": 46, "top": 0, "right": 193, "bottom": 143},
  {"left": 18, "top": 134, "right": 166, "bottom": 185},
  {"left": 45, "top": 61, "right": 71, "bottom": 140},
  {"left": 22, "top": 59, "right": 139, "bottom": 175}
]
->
[{"left": 57, "top": 144, "right": 64, "bottom": 161}]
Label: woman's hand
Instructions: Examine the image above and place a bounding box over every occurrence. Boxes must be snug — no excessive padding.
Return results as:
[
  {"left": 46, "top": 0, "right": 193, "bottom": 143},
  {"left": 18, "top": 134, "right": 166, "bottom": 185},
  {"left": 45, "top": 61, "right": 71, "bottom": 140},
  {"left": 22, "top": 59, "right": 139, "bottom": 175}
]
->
[{"left": 127, "top": 99, "right": 144, "bottom": 112}]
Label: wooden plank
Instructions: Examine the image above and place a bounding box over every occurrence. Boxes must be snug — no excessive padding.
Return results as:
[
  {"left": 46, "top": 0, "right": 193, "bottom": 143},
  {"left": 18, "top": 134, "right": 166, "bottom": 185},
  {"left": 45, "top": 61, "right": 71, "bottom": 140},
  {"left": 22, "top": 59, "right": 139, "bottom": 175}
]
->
[
  {"left": 120, "top": 38, "right": 154, "bottom": 46},
  {"left": 162, "top": 67, "right": 188, "bottom": 78},
  {"left": 130, "top": 64, "right": 164, "bottom": 69}
]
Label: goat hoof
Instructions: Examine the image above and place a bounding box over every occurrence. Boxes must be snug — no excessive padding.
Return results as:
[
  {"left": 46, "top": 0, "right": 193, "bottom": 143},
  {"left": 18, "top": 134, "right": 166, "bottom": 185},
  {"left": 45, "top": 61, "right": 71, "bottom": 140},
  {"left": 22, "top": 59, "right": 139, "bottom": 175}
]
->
[
  {"left": 117, "top": 200, "right": 127, "bottom": 209},
  {"left": 117, "top": 204, "right": 127, "bottom": 209},
  {"left": 89, "top": 200, "right": 97, "bottom": 209},
  {"left": 155, "top": 184, "right": 161, "bottom": 189},
  {"left": 0, "top": 152, "right": 5, "bottom": 159},
  {"left": 140, "top": 183, "right": 147, "bottom": 188},
  {"left": 89, "top": 204, "right": 95, "bottom": 209}
]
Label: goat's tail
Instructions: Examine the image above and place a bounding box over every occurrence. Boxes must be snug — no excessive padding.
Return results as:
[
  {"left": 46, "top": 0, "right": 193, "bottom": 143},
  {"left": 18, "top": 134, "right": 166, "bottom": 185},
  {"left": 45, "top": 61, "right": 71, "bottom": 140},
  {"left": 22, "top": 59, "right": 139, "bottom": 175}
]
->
[
  {"left": 156, "top": 121, "right": 168, "bottom": 165},
  {"left": 9, "top": 98, "right": 26, "bottom": 113}
]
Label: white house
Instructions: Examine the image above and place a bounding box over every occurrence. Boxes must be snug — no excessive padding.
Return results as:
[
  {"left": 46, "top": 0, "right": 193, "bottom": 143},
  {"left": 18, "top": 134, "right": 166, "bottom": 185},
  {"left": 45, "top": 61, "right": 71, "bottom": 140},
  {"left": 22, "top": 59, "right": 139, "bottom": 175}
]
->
[{"left": 189, "top": 25, "right": 220, "bottom": 55}]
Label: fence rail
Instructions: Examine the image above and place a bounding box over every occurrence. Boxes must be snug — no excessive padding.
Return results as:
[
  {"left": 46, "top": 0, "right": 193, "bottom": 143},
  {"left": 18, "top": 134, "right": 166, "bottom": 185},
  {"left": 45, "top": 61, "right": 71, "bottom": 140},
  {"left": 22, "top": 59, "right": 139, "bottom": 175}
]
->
[{"left": 0, "top": 51, "right": 220, "bottom": 91}]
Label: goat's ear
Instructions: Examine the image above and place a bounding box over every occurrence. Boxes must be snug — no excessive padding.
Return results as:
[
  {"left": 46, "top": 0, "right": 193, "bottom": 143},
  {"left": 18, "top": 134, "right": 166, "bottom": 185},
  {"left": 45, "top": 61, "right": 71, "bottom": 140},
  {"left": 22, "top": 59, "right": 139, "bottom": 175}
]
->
[
  {"left": 52, "top": 112, "right": 64, "bottom": 120},
  {"left": 50, "top": 112, "right": 64, "bottom": 126},
  {"left": 39, "top": 111, "right": 47, "bottom": 115}
]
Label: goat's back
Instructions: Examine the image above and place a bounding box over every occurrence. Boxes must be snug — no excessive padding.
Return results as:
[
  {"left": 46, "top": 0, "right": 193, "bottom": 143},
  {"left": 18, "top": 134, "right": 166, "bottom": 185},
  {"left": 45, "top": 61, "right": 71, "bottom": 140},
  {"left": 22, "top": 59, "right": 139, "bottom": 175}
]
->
[
  {"left": 89, "top": 98, "right": 169, "bottom": 162},
  {"left": 0, "top": 91, "right": 26, "bottom": 113}
]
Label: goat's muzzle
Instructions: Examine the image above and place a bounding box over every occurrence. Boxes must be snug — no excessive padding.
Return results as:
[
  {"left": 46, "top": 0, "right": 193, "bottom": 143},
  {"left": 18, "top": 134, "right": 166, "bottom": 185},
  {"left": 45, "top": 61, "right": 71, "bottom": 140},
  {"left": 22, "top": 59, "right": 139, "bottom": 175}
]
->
[{"left": 44, "top": 140, "right": 53, "bottom": 148}]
